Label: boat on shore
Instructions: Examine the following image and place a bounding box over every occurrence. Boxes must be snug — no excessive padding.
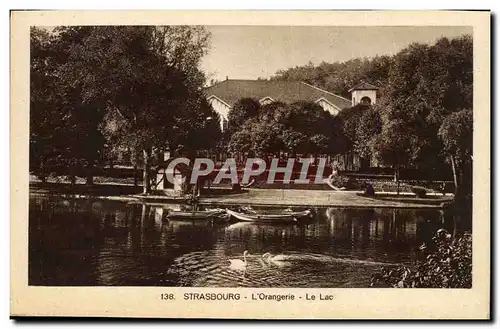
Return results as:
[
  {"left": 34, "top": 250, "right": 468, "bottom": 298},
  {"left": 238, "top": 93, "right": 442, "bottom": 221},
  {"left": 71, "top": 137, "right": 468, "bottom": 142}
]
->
[{"left": 226, "top": 208, "right": 313, "bottom": 224}]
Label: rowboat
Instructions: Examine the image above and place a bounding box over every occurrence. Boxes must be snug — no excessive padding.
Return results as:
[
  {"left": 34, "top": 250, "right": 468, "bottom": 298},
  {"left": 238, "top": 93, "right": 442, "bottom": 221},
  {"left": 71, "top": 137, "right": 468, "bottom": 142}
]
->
[
  {"left": 167, "top": 209, "right": 226, "bottom": 221},
  {"left": 225, "top": 208, "right": 312, "bottom": 224}
]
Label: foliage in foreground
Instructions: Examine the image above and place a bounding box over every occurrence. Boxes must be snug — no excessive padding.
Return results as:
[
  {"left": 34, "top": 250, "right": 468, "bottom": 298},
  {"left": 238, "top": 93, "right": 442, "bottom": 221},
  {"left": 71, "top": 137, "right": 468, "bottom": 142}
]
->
[{"left": 370, "top": 230, "right": 472, "bottom": 288}]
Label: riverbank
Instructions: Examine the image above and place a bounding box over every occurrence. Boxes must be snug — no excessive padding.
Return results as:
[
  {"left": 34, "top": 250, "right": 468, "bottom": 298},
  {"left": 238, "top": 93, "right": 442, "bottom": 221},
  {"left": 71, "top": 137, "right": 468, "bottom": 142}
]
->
[
  {"left": 200, "top": 189, "right": 451, "bottom": 208},
  {"left": 30, "top": 182, "right": 452, "bottom": 208}
]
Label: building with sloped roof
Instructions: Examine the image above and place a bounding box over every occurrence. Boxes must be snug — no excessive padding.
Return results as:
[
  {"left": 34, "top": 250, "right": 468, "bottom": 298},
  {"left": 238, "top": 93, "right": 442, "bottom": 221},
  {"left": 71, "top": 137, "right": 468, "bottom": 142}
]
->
[
  {"left": 204, "top": 79, "right": 353, "bottom": 131},
  {"left": 348, "top": 81, "right": 379, "bottom": 106}
]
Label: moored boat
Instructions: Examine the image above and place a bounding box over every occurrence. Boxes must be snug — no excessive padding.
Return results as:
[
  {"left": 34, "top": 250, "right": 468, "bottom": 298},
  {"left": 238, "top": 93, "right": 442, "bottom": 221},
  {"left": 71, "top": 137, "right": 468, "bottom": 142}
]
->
[
  {"left": 225, "top": 208, "right": 312, "bottom": 224},
  {"left": 167, "top": 209, "right": 226, "bottom": 221}
]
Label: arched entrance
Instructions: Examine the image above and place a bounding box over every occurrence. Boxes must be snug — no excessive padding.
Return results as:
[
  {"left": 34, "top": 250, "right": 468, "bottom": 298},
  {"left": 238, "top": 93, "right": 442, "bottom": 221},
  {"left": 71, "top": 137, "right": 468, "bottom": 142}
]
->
[{"left": 360, "top": 96, "right": 372, "bottom": 105}]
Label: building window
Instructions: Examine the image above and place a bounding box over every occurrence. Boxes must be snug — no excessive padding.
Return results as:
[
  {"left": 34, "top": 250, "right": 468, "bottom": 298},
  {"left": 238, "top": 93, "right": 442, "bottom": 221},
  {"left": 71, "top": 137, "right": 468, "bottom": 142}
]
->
[{"left": 222, "top": 117, "right": 229, "bottom": 132}]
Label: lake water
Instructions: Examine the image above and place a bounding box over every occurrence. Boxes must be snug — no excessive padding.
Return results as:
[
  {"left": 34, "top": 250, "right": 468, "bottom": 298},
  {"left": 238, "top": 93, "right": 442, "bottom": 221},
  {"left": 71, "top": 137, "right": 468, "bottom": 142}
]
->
[{"left": 29, "top": 196, "right": 446, "bottom": 287}]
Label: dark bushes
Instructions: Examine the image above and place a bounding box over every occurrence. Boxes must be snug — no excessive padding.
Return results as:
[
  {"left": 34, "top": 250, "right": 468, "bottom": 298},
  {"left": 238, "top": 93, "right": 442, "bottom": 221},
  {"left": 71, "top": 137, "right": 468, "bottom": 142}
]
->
[
  {"left": 329, "top": 175, "right": 360, "bottom": 190},
  {"left": 346, "top": 177, "right": 360, "bottom": 190},
  {"left": 329, "top": 174, "right": 349, "bottom": 188},
  {"left": 370, "top": 230, "right": 472, "bottom": 288}
]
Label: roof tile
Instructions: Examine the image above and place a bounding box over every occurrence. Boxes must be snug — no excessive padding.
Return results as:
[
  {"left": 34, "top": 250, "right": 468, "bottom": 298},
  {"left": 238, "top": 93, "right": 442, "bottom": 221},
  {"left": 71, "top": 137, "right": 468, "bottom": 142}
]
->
[
  {"left": 348, "top": 81, "right": 379, "bottom": 92},
  {"left": 204, "top": 79, "right": 352, "bottom": 110}
]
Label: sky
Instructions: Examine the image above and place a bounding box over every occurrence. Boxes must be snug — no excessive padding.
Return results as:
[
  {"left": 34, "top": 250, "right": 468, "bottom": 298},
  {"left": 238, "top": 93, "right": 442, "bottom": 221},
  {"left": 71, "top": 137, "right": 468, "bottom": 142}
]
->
[{"left": 201, "top": 26, "right": 472, "bottom": 82}]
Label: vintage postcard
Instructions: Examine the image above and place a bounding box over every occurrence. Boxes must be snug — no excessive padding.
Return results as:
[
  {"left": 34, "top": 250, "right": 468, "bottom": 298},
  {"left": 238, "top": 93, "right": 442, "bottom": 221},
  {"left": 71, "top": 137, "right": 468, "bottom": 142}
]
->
[{"left": 11, "top": 10, "right": 490, "bottom": 319}]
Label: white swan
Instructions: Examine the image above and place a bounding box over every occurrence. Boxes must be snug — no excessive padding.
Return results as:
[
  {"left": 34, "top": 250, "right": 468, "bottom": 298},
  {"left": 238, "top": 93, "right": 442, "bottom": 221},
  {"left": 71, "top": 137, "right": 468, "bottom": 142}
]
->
[
  {"left": 262, "top": 252, "right": 289, "bottom": 267},
  {"left": 229, "top": 250, "right": 249, "bottom": 271},
  {"left": 258, "top": 256, "right": 270, "bottom": 269}
]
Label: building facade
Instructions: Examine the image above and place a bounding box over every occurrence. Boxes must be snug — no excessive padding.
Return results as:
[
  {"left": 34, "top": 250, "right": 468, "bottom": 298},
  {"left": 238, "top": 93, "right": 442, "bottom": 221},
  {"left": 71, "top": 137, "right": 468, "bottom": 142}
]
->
[
  {"left": 348, "top": 81, "right": 379, "bottom": 106},
  {"left": 204, "top": 79, "right": 353, "bottom": 131},
  {"left": 204, "top": 79, "right": 379, "bottom": 171}
]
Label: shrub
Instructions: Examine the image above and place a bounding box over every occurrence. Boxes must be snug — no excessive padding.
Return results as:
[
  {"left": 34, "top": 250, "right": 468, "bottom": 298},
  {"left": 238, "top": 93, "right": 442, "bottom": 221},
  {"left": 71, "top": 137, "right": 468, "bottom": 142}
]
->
[
  {"left": 328, "top": 175, "right": 360, "bottom": 190},
  {"left": 346, "top": 177, "right": 360, "bottom": 190},
  {"left": 411, "top": 186, "right": 427, "bottom": 198},
  {"left": 370, "top": 230, "right": 472, "bottom": 288},
  {"left": 329, "top": 174, "right": 349, "bottom": 188}
]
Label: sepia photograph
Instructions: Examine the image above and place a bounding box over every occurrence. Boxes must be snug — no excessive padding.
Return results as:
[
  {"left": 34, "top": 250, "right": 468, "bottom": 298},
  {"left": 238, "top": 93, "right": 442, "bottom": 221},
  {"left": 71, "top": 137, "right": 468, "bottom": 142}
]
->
[{"left": 11, "top": 10, "right": 490, "bottom": 319}]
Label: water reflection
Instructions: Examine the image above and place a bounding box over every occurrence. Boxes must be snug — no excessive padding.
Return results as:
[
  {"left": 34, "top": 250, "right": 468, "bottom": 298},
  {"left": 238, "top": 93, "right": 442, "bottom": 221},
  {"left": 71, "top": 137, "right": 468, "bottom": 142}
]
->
[{"left": 29, "top": 196, "right": 445, "bottom": 287}]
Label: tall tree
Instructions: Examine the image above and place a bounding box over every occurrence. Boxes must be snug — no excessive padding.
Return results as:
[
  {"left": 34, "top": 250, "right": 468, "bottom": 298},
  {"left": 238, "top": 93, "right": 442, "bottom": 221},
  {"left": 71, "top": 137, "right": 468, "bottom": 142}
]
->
[
  {"left": 31, "top": 26, "right": 106, "bottom": 185},
  {"left": 61, "top": 26, "right": 212, "bottom": 193},
  {"left": 30, "top": 27, "right": 57, "bottom": 181},
  {"left": 228, "top": 100, "right": 345, "bottom": 158},
  {"left": 169, "top": 96, "right": 221, "bottom": 159},
  {"left": 438, "top": 108, "right": 473, "bottom": 197},
  {"left": 337, "top": 104, "right": 370, "bottom": 151},
  {"left": 372, "top": 117, "right": 413, "bottom": 195},
  {"left": 227, "top": 98, "right": 261, "bottom": 134},
  {"left": 370, "top": 35, "right": 472, "bottom": 190},
  {"left": 355, "top": 107, "right": 382, "bottom": 158},
  {"left": 271, "top": 55, "right": 392, "bottom": 98}
]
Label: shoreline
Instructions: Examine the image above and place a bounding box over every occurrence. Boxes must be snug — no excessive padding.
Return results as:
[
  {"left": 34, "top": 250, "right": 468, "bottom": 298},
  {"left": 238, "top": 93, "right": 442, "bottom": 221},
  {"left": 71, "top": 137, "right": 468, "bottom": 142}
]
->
[{"left": 30, "top": 187, "right": 452, "bottom": 209}]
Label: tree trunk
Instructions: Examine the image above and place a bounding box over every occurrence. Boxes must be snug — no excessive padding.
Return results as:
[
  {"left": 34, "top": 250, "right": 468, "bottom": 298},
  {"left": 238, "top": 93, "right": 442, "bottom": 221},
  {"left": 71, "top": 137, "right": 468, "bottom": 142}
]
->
[
  {"left": 70, "top": 173, "right": 76, "bottom": 187},
  {"left": 39, "top": 159, "right": 47, "bottom": 183},
  {"left": 394, "top": 165, "right": 400, "bottom": 196},
  {"left": 86, "top": 162, "right": 93, "bottom": 186},
  {"left": 140, "top": 204, "right": 149, "bottom": 228},
  {"left": 157, "top": 148, "right": 164, "bottom": 166},
  {"left": 133, "top": 164, "right": 138, "bottom": 187},
  {"left": 143, "top": 148, "right": 151, "bottom": 194},
  {"left": 133, "top": 150, "right": 139, "bottom": 187},
  {"left": 450, "top": 155, "right": 458, "bottom": 196}
]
